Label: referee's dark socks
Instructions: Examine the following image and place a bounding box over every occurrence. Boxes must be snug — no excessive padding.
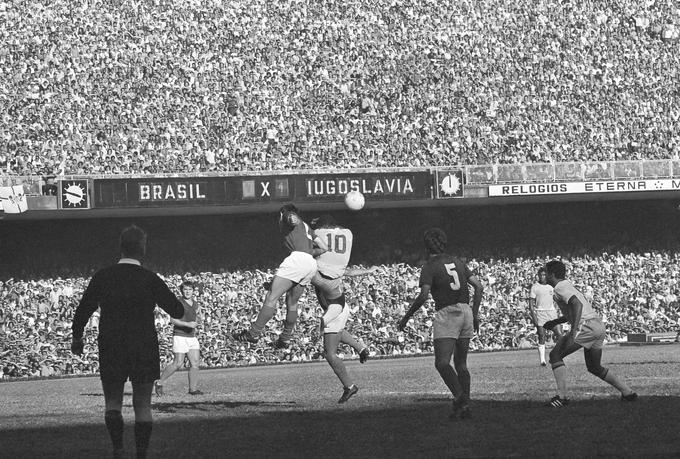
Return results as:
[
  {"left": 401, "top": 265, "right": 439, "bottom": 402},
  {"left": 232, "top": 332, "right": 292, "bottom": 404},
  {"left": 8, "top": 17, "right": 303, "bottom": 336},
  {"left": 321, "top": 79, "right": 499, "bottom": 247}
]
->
[
  {"left": 135, "top": 421, "right": 153, "bottom": 459},
  {"left": 104, "top": 410, "right": 124, "bottom": 451}
]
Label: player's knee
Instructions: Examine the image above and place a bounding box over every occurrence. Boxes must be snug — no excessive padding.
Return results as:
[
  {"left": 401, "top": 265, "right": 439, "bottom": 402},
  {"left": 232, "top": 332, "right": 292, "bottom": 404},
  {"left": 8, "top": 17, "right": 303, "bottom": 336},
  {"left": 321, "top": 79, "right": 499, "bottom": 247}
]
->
[
  {"left": 587, "top": 363, "right": 608, "bottom": 380},
  {"left": 454, "top": 362, "right": 468, "bottom": 374},
  {"left": 434, "top": 359, "right": 451, "bottom": 373}
]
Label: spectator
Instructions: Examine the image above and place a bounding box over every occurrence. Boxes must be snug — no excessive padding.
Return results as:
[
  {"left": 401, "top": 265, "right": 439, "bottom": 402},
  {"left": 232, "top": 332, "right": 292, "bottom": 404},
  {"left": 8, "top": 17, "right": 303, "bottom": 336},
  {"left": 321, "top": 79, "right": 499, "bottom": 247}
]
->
[
  {"left": 2, "top": 1, "right": 679, "bottom": 175},
  {"left": 42, "top": 177, "right": 58, "bottom": 196}
]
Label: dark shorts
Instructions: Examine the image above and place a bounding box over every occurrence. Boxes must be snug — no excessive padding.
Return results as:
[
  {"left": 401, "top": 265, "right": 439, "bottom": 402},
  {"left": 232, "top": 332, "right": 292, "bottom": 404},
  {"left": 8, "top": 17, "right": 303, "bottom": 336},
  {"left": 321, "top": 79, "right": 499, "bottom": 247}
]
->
[{"left": 99, "top": 346, "right": 159, "bottom": 384}]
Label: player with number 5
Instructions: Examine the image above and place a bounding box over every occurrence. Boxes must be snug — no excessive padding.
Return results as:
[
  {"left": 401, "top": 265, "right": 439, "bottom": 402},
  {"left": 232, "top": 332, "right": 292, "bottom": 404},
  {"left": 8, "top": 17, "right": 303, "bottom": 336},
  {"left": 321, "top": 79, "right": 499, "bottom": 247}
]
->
[{"left": 397, "top": 228, "right": 483, "bottom": 420}]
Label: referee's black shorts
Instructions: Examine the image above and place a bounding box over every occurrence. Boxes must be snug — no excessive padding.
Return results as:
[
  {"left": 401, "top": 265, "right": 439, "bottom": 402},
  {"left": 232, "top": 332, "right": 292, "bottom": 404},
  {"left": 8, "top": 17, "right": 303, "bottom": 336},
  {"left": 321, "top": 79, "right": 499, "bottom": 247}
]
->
[{"left": 98, "top": 346, "right": 160, "bottom": 384}]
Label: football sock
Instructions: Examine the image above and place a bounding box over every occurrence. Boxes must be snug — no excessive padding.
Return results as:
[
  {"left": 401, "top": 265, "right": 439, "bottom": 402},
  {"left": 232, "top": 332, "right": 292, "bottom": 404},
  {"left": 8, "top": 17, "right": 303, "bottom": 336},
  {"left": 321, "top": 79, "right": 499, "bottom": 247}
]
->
[
  {"left": 134, "top": 421, "right": 152, "bottom": 459},
  {"left": 279, "top": 309, "right": 298, "bottom": 342},
  {"left": 326, "top": 353, "right": 353, "bottom": 388},
  {"left": 458, "top": 368, "right": 471, "bottom": 401},
  {"left": 603, "top": 371, "right": 633, "bottom": 395},
  {"left": 436, "top": 363, "right": 463, "bottom": 399},
  {"left": 188, "top": 366, "right": 199, "bottom": 392},
  {"left": 105, "top": 410, "right": 124, "bottom": 451},
  {"left": 538, "top": 344, "right": 546, "bottom": 363},
  {"left": 252, "top": 305, "right": 277, "bottom": 336},
  {"left": 552, "top": 365, "right": 568, "bottom": 398},
  {"left": 340, "top": 330, "right": 365, "bottom": 353}
]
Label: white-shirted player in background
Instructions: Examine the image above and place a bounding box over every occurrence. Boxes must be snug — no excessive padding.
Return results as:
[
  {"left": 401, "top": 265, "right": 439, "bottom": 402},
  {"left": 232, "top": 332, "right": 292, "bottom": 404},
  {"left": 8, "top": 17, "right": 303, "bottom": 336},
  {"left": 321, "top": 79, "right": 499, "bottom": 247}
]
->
[
  {"left": 529, "top": 267, "right": 562, "bottom": 366},
  {"left": 310, "top": 214, "right": 377, "bottom": 403},
  {"left": 543, "top": 260, "right": 637, "bottom": 407}
]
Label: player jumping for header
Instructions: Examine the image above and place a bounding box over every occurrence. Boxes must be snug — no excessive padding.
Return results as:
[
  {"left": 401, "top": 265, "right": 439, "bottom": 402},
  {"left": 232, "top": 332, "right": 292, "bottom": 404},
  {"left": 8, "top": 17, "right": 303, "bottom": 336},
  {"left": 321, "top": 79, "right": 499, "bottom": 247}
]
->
[
  {"left": 310, "top": 214, "right": 378, "bottom": 403},
  {"left": 398, "top": 228, "right": 483, "bottom": 420},
  {"left": 234, "top": 203, "right": 320, "bottom": 348},
  {"left": 543, "top": 260, "right": 637, "bottom": 407}
]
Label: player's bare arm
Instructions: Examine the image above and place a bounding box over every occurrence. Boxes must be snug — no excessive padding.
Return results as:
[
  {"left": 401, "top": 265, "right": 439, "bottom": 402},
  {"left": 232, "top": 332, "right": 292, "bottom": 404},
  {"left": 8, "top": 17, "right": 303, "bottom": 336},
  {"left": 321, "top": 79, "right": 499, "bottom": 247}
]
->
[
  {"left": 528, "top": 298, "right": 538, "bottom": 325},
  {"left": 312, "top": 235, "right": 328, "bottom": 257},
  {"left": 169, "top": 318, "right": 197, "bottom": 329},
  {"left": 343, "top": 266, "right": 379, "bottom": 277},
  {"left": 468, "top": 275, "right": 483, "bottom": 332},
  {"left": 398, "top": 284, "right": 431, "bottom": 331},
  {"left": 566, "top": 294, "right": 583, "bottom": 338}
]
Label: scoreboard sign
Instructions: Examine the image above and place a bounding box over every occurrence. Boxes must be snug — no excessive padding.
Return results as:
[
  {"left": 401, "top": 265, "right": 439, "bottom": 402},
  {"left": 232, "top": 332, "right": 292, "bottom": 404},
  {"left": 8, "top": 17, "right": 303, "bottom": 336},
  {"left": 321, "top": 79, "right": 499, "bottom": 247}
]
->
[
  {"left": 435, "top": 169, "right": 464, "bottom": 199},
  {"left": 59, "top": 179, "right": 90, "bottom": 209},
  {"left": 295, "top": 172, "right": 432, "bottom": 201}
]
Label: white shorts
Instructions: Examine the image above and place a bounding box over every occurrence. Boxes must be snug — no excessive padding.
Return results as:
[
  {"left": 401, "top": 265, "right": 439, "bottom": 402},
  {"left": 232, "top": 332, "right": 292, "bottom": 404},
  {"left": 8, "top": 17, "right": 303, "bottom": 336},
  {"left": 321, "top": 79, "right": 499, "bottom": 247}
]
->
[
  {"left": 172, "top": 336, "right": 200, "bottom": 354},
  {"left": 323, "top": 303, "right": 350, "bottom": 334},
  {"left": 311, "top": 272, "right": 344, "bottom": 300},
  {"left": 433, "top": 303, "right": 473, "bottom": 340},
  {"left": 276, "top": 251, "right": 317, "bottom": 285},
  {"left": 536, "top": 309, "right": 559, "bottom": 327}
]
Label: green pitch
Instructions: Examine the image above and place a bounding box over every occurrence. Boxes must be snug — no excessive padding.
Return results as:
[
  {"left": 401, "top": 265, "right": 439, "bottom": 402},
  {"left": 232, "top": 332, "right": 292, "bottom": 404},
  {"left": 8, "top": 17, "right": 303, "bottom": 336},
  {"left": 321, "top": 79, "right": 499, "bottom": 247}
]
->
[{"left": 2, "top": 345, "right": 679, "bottom": 458}]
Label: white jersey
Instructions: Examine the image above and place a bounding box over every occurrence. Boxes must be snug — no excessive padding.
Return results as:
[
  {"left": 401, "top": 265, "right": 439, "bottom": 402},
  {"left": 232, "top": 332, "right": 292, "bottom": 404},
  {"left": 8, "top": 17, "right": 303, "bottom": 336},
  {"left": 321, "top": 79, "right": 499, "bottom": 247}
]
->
[
  {"left": 553, "top": 279, "right": 599, "bottom": 322},
  {"left": 529, "top": 283, "right": 555, "bottom": 311},
  {"left": 314, "top": 227, "right": 353, "bottom": 279}
]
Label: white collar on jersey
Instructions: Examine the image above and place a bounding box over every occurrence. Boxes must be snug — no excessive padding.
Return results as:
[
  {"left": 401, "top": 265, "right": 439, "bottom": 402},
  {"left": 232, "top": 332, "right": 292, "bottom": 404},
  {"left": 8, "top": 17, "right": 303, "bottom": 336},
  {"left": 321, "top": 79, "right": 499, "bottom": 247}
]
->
[{"left": 118, "top": 258, "right": 141, "bottom": 266}]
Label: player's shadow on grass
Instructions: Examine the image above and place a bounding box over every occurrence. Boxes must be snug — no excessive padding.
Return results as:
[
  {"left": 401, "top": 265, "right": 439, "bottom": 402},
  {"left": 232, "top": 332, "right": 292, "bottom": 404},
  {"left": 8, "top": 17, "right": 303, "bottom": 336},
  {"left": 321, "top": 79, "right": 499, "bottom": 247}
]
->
[
  {"left": 4, "top": 396, "right": 680, "bottom": 458},
  {"left": 153, "top": 400, "right": 296, "bottom": 413}
]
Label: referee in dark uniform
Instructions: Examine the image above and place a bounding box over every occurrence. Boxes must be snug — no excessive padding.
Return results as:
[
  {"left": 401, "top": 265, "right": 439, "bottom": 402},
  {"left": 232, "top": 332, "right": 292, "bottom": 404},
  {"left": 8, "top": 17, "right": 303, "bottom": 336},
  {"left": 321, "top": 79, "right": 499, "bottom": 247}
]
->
[{"left": 71, "top": 225, "right": 184, "bottom": 459}]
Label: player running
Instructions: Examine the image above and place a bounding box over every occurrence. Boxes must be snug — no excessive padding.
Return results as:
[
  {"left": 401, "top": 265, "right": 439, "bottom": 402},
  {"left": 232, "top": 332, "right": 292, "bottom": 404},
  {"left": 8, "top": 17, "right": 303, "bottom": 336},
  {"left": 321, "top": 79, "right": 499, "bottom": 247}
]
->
[
  {"left": 310, "top": 214, "right": 377, "bottom": 403},
  {"left": 155, "top": 280, "right": 204, "bottom": 396},
  {"left": 528, "top": 267, "right": 562, "bottom": 366},
  {"left": 542, "top": 260, "right": 637, "bottom": 407},
  {"left": 397, "top": 228, "right": 483, "bottom": 420},
  {"left": 234, "top": 203, "right": 319, "bottom": 348}
]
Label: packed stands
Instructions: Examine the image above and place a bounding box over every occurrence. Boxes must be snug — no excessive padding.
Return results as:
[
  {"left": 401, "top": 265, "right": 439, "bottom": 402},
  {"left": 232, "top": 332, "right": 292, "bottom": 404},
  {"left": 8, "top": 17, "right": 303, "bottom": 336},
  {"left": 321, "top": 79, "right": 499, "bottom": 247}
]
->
[
  {"left": 2, "top": 252, "right": 679, "bottom": 379},
  {"left": 1, "top": 0, "right": 679, "bottom": 176}
]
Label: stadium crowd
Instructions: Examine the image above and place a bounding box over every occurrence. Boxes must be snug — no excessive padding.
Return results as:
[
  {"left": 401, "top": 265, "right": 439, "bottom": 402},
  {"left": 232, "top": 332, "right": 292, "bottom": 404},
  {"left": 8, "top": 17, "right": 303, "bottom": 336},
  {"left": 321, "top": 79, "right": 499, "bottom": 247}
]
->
[
  {"left": 2, "top": 251, "right": 679, "bottom": 379},
  {"left": 2, "top": 0, "right": 680, "bottom": 176}
]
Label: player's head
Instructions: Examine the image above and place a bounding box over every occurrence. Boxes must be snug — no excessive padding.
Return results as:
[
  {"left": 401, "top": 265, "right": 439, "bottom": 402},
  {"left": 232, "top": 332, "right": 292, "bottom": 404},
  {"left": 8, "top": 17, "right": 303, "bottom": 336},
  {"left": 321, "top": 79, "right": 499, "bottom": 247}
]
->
[
  {"left": 279, "top": 203, "right": 298, "bottom": 214},
  {"left": 537, "top": 267, "right": 547, "bottom": 284},
  {"left": 279, "top": 202, "right": 299, "bottom": 222},
  {"left": 545, "top": 260, "right": 566, "bottom": 286},
  {"left": 180, "top": 280, "right": 194, "bottom": 297},
  {"left": 310, "top": 214, "right": 337, "bottom": 229},
  {"left": 119, "top": 225, "right": 147, "bottom": 260},
  {"left": 423, "top": 227, "right": 447, "bottom": 255}
]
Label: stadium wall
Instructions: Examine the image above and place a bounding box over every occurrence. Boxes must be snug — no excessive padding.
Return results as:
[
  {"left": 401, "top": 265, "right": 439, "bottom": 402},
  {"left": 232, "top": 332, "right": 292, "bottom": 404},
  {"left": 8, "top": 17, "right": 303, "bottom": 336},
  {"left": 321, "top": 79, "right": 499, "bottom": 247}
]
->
[{"left": 2, "top": 159, "right": 680, "bottom": 219}]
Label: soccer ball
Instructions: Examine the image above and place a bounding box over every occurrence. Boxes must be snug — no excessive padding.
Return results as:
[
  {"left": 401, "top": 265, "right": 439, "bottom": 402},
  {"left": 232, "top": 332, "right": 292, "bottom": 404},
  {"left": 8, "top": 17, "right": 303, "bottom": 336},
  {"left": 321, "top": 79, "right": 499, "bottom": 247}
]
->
[{"left": 344, "top": 191, "right": 365, "bottom": 211}]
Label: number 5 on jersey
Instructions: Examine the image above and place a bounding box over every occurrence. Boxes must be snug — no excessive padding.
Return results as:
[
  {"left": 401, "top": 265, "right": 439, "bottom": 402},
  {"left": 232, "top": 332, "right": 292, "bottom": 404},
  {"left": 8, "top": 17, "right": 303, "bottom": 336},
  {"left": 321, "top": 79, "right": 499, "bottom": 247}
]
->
[{"left": 444, "top": 263, "right": 461, "bottom": 291}]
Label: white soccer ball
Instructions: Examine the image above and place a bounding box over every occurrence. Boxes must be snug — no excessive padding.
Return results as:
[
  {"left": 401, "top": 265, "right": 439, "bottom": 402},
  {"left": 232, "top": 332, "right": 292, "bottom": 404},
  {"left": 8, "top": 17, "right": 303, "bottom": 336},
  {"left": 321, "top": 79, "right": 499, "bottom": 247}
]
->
[{"left": 344, "top": 191, "right": 365, "bottom": 211}]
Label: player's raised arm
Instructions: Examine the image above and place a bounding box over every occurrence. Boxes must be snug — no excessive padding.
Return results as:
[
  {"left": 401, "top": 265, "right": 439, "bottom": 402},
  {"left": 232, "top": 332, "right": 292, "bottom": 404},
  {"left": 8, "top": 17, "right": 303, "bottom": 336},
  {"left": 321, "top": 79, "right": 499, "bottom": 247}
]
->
[{"left": 344, "top": 266, "right": 379, "bottom": 277}]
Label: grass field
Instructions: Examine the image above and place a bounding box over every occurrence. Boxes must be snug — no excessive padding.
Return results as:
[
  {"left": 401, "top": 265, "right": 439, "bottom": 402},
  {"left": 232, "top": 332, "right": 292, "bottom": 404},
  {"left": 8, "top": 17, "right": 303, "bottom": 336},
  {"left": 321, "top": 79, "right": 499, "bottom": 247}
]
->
[{"left": 2, "top": 344, "right": 679, "bottom": 458}]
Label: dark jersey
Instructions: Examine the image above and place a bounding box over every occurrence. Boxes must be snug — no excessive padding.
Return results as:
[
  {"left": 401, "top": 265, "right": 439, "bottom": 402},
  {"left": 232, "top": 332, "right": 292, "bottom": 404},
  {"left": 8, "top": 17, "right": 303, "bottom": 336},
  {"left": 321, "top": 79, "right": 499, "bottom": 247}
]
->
[
  {"left": 419, "top": 254, "right": 473, "bottom": 310},
  {"left": 173, "top": 298, "right": 198, "bottom": 338},
  {"left": 72, "top": 262, "right": 184, "bottom": 383},
  {"left": 279, "top": 211, "right": 314, "bottom": 254}
]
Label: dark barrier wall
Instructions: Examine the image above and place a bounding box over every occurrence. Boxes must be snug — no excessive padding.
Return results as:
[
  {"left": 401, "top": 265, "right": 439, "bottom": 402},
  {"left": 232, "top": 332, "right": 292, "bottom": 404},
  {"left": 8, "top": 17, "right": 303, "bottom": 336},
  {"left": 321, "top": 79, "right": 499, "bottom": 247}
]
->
[
  {"left": 2, "top": 198, "right": 680, "bottom": 279},
  {"left": 93, "top": 171, "right": 433, "bottom": 208}
]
